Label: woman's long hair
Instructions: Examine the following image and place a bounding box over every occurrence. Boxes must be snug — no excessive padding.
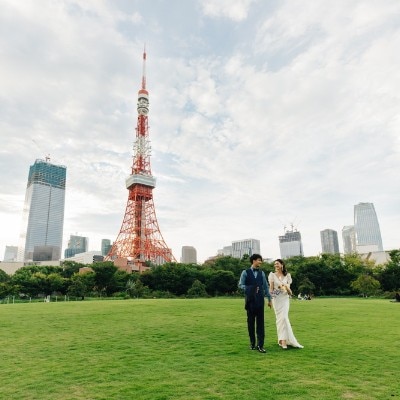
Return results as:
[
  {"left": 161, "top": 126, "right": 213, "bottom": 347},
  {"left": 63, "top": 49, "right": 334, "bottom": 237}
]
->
[{"left": 274, "top": 258, "right": 287, "bottom": 276}]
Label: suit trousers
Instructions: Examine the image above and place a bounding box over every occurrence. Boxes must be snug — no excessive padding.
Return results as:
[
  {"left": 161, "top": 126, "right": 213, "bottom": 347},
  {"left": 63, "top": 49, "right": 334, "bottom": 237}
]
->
[{"left": 247, "top": 307, "right": 265, "bottom": 348}]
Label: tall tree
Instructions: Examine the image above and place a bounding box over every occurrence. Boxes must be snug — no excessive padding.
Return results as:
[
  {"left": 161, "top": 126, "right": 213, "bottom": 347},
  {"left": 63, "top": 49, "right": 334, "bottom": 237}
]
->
[
  {"left": 351, "top": 274, "right": 380, "bottom": 297},
  {"left": 378, "top": 249, "right": 400, "bottom": 291},
  {"left": 91, "top": 262, "right": 118, "bottom": 296}
]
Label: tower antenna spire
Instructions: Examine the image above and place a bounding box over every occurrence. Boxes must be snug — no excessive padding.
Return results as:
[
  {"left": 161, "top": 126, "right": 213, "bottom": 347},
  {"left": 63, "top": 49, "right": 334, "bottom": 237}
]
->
[{"left": 142, "top": 45, "right": 146, "bottom": 90}]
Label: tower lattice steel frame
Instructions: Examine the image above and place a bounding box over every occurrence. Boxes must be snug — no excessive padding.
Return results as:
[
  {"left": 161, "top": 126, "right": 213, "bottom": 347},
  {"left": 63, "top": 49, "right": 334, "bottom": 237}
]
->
[{"left": 106, "top": 50, "right": 175, "bottom": 270}]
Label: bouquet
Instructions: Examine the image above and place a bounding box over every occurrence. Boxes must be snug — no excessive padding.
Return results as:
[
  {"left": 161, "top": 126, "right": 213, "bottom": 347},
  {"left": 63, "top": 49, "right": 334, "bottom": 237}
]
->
[
  {"left": 271, "top": 285, "right": 291, "bottom": 298},
  {"left": 270, "top": 288, "right": 282, "bottom": 298}
]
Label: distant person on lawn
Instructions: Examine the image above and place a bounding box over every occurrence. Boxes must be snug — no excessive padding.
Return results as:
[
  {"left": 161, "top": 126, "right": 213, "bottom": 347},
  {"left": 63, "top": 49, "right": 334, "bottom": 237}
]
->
[{"left": 238, "top": 254, "right": 272, "bottom": 353}]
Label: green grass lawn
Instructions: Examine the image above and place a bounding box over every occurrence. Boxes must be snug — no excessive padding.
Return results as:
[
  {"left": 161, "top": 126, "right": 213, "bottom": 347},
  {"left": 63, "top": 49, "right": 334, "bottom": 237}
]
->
[{"left": 1, "top": 297, "right": 399, "bottom": 400}]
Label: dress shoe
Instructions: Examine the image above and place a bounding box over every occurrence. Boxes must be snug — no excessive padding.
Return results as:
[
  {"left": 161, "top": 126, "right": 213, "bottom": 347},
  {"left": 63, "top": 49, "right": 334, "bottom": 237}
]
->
[
  {"left": 257, "top": 346, "right": 266, "bottom": 353},
  {"left": 249, "top": 345, "right": 256, "bottom": 350}
]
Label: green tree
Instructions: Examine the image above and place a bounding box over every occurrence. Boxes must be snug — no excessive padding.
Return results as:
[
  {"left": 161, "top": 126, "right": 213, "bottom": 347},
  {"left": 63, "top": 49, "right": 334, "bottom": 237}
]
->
[
  {"left": 110, "top": 269, "right": 131, "bottom": 294},
  {"left": 0, "top": 282, "right": 11, "bottom": 298},
  {"left": 91, "top": 262, "right": 118, "bottom": 296},
  {"left": 141, "top": 264, "right": 201, "bottom": 296},
  {"left": 67, "top": 277, "right": 86, "bottom": 299},
  {"left": 10, "top": 265, "right": 66, "bottom": 297},
  {"left": 205, "top": 270, "right": 237, "bottom": 296},
  {"left": 126, "top": 279, "right": 151, "bottom": 298},
  {"left": 297, "top": 277, "right": 315, "bottom": 297},
  {"left": 0, "top": 269, "right": 9, "bottom": 282},
  {"left": 203, "top": 256, "right": 244, "bottom": 280},
  {"left": 378, "top": 249, "right": 400, "bottom": 292},
  {"left": 351, "top": 274, "right": 380, "bottom": 297},
  {"left": 61, "top": 261, "right": 86, "bottom": 278},
  {"left": 343, "top": 253, "right": 371, "bottom": 276},
  {"left": 11, "top": 270, "right": 39, "bottom": 297},
  {"left": 47, "top": 273, "right": 68, "bottom": 295},
  {"left": 187, "top": 280, "right": 208, "bottom": 298},
  {"left": 0, "top": 269, "right": 11, "bottom": 298},
  {"left": 67, "top": 272, "right": 95, "bottom": 299},
  {"left": 291, "top": 256, "right": 330, "bottom": 296},
  {"left": 321, "top": 253, "right": 357, "bottom": 295},
  {"left": 30, "top": 272, "right": 59, "bottom": 296}
]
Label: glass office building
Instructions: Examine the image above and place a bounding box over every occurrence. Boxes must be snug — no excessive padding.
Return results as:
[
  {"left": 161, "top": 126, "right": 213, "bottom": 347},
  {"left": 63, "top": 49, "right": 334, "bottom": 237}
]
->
[
  {"left": 342, "top": 225, "right": 356, "bottom": 254},
  {"left": 320, "top": 229, "right": 340, "bottom": 254},
  {"left": 64, "top": 235, "right": 88, "bottom": 258},
  {"left": 354, "top": 202, "right": 383, "bottom": 253},
  {"left": 101, "top": 239, "right": 112, "bottom": 256},
  {"left": 3, "top": 245, "right": 18, "bottom": 262},
  {"left": 18, "top": 159, "right": 66, "bottom": 261}
]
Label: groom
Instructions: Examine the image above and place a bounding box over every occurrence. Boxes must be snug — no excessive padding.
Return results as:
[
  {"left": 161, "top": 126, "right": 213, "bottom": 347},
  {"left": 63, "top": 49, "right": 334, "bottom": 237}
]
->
[{"left": 238, "top": 254, "right": 272, "bottom": 353}]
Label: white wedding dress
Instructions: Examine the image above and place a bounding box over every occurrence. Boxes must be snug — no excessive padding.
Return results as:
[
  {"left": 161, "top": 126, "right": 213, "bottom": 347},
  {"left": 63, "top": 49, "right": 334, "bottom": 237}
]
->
[{"left": 268, "top": 272, "right": 303, "bottom": 348}]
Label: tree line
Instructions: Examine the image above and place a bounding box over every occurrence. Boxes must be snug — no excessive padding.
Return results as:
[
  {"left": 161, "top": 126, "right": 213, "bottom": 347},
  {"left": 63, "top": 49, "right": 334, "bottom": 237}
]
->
[{"left": 0, "top": 250, "right": 399, "bottom": 301}]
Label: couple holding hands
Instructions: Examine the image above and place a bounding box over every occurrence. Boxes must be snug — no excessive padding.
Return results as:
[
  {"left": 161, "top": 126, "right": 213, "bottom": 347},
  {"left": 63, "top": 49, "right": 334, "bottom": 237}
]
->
[{"left": 238, "top": 254, "right": 303, "bottom": 353}]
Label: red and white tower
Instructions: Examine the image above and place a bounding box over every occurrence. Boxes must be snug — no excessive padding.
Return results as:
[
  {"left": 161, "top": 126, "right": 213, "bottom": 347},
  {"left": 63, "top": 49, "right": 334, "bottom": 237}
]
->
[{"left": 106, "top": 50, "right": 175, "bottom": 272}]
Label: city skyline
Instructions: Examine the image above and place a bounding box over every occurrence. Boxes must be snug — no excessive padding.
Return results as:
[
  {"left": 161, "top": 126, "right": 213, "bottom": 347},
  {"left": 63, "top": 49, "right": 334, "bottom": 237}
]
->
[{"left": 0, "top": 1, "right": 399, "bottom": 263}]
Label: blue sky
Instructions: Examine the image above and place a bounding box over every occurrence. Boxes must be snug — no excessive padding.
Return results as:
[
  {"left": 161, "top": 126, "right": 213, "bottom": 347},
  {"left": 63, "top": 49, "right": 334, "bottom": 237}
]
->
[{"left": 1, "top": 0, "right": 399, "bottom": 263}]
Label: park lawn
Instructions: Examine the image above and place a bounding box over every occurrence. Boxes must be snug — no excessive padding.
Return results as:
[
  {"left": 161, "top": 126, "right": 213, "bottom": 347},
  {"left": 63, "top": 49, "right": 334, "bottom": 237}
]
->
[{"left": 0, "top": 297, "right": 399, "bottom": 400}]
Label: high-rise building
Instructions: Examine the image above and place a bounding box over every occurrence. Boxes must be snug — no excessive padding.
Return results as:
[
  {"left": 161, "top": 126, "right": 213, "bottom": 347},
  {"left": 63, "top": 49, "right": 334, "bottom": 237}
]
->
[
  {"left": 18, "top": 158, "right": 66, "bottom": 261},
  {"left": 181, "top": 246, "right": 197, "bottom": 264},
  {"left": 232, "top": 239, "right": 260, "bottom": 259},
  {"left": 279, "top": 229, "right": 303, "bottom": 259},
  {"left": 64, "top": 235, "right": 88, "bottom": 258},
  {"left": 101, "top": 239, "right": 112, "bottom": 256},
  {"left": 320, "top": 229, "right": 339, "bottom": 254},
  {"left": 3, "top": 245, "right": 18, "bottom": 262},
  {"left": 354, "top": 202, "right": 383, "bottom": 253},
  {"left": 342, "top": 225, "right": 356, "bottom": 254},
  {"left": 217, "top": 245, "right": 232, "bottom": 257}
]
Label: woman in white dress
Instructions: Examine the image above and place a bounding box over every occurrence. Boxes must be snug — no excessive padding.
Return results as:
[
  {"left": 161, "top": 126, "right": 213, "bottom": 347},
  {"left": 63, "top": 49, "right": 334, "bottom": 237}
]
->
[{"left": 268, "top": 259, "right": 303, "bottom": 349}]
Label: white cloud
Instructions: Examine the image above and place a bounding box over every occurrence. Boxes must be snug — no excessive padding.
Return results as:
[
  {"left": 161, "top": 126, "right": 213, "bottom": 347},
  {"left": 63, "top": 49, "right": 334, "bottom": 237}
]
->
[
  {"left": 200, "top": 0, "right": 256, "bottom": 21},
  {"left": 0, "top": 0, "right": 399, "bottom": 263}
]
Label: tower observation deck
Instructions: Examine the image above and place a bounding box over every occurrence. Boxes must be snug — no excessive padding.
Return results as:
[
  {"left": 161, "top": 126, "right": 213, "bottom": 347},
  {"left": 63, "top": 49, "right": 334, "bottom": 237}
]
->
[{"left": 106, "top": 50, "right": 175, "bottom": 272}]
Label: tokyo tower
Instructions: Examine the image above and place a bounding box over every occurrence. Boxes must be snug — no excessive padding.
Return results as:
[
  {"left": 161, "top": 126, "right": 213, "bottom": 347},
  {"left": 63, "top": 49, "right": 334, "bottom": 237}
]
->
[{"left": 106, "top": 50, "right": 176, "bottom": 272}]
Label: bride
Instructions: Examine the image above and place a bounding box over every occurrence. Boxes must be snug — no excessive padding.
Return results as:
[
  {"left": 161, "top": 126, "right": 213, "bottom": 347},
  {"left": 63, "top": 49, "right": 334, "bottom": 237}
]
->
[{"left": 268, "top": 259, "right": 304, "bottom": 349}]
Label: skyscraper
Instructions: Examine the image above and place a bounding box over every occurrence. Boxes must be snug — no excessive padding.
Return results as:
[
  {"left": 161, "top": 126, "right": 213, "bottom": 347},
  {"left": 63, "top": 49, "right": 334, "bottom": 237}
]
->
[
  {"left": 320, "top": 229, "right": 339, "bottom": 254},
  {"left": 3, "top": 245, "right": 18, "bottom": 262},
  {"left": 232, "top": 238, "right": 260, "bottom": 259},
  {"left": 279, "top": 229, "right": 304, "bottom": 259},
  {"left": 217, "top": 245, "right": 233, "bottom": 257},
  {"left": 64, "top": 235, "right": 88, "bottom": 258},
  {"left": 101, "top": 239, "right": 112, "bottom": 256},
  {"left": 18, "top": 158, "right": 66, "bottom": 261},
  {"left": 354, "top": 202, "right": 383, "bottom": 253},
  {"left": 342, "top": 225, "right": 356, "bottom": 254},
  {"left": 181, "top": 246, "right": 197, "bottom": 264}
]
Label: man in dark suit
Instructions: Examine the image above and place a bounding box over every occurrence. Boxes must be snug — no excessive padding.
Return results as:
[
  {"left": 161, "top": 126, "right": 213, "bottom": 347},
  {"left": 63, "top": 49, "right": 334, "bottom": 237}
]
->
[{"left": 238, "top": 254, "right": 272, "bottom": 353}]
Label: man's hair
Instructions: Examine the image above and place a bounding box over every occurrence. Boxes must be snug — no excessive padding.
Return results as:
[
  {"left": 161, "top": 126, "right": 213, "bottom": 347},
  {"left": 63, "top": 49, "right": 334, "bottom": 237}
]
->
[{"left": 250, "top": 253, "right": 262, "bottom": 263}]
